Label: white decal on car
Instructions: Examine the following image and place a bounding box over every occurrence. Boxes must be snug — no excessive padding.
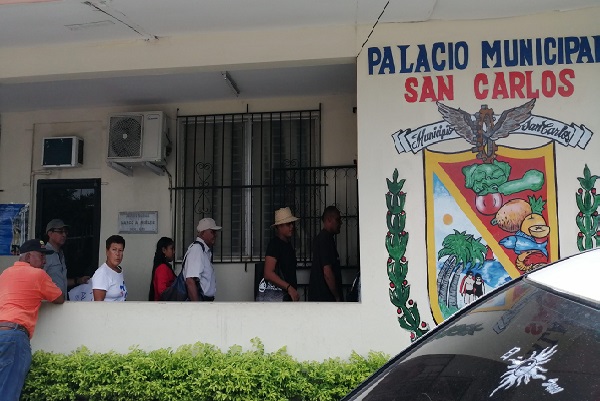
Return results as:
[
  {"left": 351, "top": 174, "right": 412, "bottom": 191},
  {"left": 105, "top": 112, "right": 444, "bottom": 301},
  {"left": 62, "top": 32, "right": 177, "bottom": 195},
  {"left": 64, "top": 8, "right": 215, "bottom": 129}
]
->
[{"left": 490, "top": 345, "right": 562, "bottom": 397}]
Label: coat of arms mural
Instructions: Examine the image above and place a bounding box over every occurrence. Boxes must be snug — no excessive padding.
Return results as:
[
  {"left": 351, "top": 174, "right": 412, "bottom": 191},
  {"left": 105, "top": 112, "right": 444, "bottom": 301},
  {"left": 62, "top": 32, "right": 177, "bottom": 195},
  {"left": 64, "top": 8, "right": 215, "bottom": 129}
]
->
[{"left": 387, "top": 99, "right": 593, "bottom": 329}]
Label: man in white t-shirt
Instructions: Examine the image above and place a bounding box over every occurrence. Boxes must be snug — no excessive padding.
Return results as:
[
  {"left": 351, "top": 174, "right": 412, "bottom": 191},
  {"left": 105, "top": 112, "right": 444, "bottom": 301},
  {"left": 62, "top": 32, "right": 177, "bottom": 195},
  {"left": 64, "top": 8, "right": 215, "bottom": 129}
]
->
[{"left": 184, "top": 218, "right": 221, "bottom": 301}]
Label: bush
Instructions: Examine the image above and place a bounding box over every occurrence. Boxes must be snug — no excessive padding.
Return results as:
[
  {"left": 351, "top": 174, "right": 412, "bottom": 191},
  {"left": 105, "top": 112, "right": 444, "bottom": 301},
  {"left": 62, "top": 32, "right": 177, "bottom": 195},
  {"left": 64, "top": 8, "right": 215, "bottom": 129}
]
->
[{"left": 21, "top": 338, "right": 388, "bottom": 401}]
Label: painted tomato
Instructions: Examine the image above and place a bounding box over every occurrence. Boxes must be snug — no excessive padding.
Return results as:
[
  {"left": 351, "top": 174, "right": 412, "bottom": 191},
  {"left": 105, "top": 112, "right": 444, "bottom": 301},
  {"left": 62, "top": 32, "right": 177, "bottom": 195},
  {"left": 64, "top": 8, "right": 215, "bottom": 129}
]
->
[{"left": 476, "top": 193, "right": 503, "bottom": 215}]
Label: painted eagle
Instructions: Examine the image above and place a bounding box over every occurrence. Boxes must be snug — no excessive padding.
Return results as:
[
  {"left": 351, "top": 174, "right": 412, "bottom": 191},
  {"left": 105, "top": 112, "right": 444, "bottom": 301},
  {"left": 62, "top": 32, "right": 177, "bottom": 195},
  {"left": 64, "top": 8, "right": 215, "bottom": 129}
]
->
[{"left": 437, "top": 99, "right": 536, "bottom": 162}]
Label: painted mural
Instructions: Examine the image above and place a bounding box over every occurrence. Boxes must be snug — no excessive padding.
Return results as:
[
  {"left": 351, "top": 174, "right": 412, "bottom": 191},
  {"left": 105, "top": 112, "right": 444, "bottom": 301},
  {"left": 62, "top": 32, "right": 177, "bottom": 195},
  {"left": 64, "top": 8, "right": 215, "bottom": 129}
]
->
[
  {"left": 389, "top": 100, "right": 593, "bottom": 324},
  {"left": 369, "top": 29, "right": 599, "bottom": 340},
  {"left": 425, "top": 143, "right": 558, "bottom": 322}
]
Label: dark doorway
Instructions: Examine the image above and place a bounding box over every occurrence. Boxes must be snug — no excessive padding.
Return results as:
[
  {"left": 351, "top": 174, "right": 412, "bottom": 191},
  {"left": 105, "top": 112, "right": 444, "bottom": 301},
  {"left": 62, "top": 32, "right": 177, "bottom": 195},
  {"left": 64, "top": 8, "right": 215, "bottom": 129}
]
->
[{"left": 35, "top": 179, "right": 101, "bottom": 281}]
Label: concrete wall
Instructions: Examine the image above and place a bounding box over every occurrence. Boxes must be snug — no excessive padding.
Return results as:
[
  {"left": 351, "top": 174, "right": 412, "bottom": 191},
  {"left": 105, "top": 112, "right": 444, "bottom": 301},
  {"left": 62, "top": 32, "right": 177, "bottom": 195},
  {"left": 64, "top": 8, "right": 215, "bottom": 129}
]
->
[
  {"left": 0, "top": 94, "right": 366, "bottom": 361},
  {"left": 0, "top": 25, "right": 357, "bottom": 81},
  {"left": 0, "top": 94, "right": 357, "bottom": 302},
  {"left": 1, "top": 8, "right": 599, "bottom": 362}
]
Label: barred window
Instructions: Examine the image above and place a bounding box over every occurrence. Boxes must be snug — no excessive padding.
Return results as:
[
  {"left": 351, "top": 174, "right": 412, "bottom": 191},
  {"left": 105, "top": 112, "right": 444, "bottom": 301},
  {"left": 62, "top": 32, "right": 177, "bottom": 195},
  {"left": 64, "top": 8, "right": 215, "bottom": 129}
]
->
[{"left": 175, "top": 109, "right": 322, "bottom": 262}]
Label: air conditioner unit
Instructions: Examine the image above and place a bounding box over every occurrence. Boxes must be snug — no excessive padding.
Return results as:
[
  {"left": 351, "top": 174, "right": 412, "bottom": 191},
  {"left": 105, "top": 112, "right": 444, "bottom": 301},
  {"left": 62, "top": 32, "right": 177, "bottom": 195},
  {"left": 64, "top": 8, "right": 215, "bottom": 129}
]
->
[
  {"left": 107, "top": 111, "right": 168, "bottom": 165},
  {"left": 42, "top": 136, "right": 84, "bottom": 168}
]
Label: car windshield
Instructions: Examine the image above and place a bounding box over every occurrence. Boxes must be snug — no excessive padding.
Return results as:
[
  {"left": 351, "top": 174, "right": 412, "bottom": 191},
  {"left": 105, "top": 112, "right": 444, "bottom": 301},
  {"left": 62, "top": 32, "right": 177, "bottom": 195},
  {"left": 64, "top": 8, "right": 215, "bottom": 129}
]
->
[{"left": 346, "top": 278, "right": 600, "bottom": 400}]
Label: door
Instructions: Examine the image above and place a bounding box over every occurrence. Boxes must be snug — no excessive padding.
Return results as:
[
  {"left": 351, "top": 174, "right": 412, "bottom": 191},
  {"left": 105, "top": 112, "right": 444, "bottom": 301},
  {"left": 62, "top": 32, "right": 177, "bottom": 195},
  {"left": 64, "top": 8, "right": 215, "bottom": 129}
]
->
[{"left": 35, "top": 179, "right": 101, "bottom": 280}]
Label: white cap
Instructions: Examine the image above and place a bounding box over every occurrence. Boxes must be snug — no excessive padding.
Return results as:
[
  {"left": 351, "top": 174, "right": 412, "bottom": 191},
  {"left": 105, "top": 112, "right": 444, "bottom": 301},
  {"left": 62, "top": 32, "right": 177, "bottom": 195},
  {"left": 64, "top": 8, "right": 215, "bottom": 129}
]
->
[{"left": 197, "top": 218, "right": 222, "bottom": 233}]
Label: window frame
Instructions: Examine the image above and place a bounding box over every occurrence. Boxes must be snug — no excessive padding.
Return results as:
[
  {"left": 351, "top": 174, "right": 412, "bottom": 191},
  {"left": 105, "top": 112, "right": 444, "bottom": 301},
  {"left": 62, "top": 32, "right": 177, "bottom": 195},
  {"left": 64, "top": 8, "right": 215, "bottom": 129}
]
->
[{"left": 173, "top": 109, "right": 322, "bottom": 263}]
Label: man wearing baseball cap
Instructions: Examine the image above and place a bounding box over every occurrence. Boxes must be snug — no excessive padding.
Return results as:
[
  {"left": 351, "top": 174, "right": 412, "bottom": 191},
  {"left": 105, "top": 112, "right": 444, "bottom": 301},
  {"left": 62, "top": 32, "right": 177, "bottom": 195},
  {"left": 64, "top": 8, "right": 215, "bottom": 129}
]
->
[
  {"left": 183, "top": 218, "right": 222, "bottom": 301},
  {"left": 0, "top": 239, "right": 64, "bottom": 400},
  {"left": 43, "top": 219, "right": 90, "bottom": 298}
]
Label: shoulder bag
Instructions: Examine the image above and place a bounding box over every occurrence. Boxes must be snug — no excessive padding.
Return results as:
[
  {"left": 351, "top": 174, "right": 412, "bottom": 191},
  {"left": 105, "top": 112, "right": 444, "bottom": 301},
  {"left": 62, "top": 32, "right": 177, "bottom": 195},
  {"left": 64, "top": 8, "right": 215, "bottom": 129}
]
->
[
  {"left": 256, "top": 261, "right": 286, "bottom": 302},
  {"left": 159, "top": 241, "right": 205, "bottom": 301}
]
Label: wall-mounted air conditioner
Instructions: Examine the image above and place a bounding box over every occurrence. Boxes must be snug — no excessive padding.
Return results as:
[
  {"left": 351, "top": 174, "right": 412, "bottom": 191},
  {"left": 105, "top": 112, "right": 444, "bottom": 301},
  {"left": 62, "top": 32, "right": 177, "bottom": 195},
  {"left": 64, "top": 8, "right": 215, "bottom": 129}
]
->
[
  {"left": 107, "top": 111, "right": 169, "bottom": 165},
  {"left": 42, "top": 136, "right": 84, "bottom": 168}
]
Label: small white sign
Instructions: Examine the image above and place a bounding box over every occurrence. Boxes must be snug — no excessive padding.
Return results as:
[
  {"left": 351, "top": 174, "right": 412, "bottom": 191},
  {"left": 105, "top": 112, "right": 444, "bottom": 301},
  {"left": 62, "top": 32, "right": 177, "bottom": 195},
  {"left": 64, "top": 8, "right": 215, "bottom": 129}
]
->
[{"left": 118, "top": 211, "right": 158, "bottom": 234}]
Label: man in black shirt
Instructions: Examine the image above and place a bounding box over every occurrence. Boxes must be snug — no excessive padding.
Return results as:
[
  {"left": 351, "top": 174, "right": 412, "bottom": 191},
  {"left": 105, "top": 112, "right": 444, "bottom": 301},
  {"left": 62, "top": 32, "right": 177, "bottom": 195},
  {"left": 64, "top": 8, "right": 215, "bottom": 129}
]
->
[{"left": 308, "top": 206, "right": 343, "bottom": 302}]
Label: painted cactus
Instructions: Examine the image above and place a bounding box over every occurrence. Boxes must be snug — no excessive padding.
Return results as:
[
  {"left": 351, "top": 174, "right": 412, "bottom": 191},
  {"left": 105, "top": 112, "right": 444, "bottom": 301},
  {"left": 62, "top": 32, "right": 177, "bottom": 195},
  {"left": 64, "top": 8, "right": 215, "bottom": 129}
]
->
[
  {"left": 576, "top": 164, "right": 600, "bottom": 251},
  {"left": 386, "top": 169, "right": 429, "bottom": 341}
]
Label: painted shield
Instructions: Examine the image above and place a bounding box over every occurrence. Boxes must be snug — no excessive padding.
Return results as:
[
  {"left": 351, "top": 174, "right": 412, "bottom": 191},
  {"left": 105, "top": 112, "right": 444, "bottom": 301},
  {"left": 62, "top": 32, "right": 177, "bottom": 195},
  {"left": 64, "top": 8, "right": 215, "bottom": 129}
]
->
[{"left": 425, "top": 143, "right": 559, "bottom": 323}]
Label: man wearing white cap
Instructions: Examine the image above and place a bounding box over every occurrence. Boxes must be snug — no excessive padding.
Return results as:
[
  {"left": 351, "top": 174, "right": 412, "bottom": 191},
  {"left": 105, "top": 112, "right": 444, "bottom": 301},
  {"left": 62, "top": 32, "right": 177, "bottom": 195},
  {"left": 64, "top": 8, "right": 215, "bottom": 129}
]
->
[{"left": 183, "top": 218, "right": 222, "bottom": 301}]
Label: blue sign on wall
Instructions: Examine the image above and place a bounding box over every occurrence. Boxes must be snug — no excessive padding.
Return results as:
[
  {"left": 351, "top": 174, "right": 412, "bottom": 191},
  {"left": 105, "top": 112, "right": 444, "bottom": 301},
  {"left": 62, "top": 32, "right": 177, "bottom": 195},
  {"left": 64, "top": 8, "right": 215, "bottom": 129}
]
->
[{"left": 0, "top": 204, "right": 28, "bottom": 255}]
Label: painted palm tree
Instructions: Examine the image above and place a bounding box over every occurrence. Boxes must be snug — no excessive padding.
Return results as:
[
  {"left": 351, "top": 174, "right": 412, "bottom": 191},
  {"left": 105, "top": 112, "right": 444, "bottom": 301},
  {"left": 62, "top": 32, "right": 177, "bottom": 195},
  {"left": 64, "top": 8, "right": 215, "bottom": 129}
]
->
[{"left": 437, "top": 230, "right": 487, "bottom": 312}]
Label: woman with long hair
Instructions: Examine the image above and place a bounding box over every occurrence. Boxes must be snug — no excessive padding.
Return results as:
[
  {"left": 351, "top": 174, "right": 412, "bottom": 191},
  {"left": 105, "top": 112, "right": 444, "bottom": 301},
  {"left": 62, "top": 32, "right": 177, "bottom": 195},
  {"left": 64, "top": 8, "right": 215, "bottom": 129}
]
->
[{"left": 148, "top": 237, "right": 175, "bottom": 301}]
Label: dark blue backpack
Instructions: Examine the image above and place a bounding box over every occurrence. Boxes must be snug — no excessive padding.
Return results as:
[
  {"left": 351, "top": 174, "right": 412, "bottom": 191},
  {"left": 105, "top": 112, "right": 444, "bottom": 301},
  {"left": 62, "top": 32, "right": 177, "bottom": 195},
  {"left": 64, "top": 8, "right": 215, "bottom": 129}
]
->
[{"left": 159, "top": 241, "right": 205, "bottom": 301}]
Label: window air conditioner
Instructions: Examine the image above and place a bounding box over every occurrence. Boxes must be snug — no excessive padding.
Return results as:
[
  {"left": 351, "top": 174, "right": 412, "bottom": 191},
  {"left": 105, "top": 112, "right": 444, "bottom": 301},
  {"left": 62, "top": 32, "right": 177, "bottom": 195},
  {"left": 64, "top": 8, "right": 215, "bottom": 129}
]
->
[
  {"left": 107, "top": 111, "right": 168, "bottom": 165},
  {"left": 42, "top": 136, "right": 84, "bottom": 168}
]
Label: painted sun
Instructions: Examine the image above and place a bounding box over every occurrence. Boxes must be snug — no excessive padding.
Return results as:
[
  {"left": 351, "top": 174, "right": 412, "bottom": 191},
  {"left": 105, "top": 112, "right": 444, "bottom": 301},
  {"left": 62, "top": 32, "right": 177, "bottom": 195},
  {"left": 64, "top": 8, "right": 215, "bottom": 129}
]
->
[{"left": 443, "top": 213, "right": 453, "bottom": 225}]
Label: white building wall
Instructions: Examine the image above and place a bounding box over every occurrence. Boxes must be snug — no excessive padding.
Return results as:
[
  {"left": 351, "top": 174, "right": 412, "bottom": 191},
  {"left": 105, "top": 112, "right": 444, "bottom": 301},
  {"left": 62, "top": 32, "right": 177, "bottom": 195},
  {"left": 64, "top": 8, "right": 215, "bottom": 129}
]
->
[
  {"left": 0, "top": 8, "right": 598, "bottom": 362},
  {"left": 357, "top": 7, "right": 600, "bottom": 348},
  {"left": 0, "top": 23, "right": 374, "bottom": 362},
  {"left": 0, "top": 94, "right": 370, "bottom": 361},
  {"left": 0, "top": 94, "right": 357, "bottom": 301},
  {"left": 0, "top": 25, "right": 356, "bottom": 81}
]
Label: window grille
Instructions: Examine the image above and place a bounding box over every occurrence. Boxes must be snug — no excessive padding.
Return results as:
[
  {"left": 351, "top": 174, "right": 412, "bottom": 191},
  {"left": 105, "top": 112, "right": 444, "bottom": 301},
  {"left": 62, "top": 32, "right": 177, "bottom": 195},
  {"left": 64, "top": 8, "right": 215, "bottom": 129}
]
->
[
  {"left": 175, "top": 109, "right": 318, "bottom": 261},
  {"left": 173, "top": 108, "right": 358, "bottom": 271}
]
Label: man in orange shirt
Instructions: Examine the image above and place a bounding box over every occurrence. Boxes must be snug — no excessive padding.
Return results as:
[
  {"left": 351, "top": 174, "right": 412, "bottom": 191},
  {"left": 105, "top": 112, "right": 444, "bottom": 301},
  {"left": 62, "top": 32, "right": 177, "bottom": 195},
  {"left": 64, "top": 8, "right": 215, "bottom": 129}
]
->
[{"left": 0, "top": 239, "right": 64, "bottom": 401}]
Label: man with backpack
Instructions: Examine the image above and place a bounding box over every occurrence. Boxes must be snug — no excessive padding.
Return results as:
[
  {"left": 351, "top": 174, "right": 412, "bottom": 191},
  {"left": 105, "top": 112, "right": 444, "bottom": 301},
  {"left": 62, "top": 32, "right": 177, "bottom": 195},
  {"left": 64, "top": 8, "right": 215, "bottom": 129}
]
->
[{"left": 184, "top": 218, "right": 222, "bottom": 301}]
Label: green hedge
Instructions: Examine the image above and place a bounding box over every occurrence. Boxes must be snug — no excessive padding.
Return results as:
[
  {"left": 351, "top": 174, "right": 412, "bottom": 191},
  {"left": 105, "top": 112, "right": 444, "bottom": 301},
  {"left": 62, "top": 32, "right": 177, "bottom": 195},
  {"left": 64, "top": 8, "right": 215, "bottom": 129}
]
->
[{"left": 22, "top": 338, "right": 388, "bottom": 401}]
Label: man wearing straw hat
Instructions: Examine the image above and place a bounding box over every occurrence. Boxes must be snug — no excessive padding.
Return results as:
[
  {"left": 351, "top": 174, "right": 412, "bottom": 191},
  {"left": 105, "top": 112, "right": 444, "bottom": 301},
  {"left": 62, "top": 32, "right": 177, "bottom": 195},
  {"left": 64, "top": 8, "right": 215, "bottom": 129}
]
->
[
  {"left": 263, "top": 207, "right": 301, "bottom": 302},
  {"left": 308, "top": 206, "right": 343, "bottom": 302}
]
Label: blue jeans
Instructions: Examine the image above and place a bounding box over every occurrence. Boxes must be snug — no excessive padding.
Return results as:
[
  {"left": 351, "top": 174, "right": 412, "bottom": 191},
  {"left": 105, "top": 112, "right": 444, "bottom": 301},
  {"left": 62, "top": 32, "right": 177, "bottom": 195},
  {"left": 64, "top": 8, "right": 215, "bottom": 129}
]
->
[{"left": 0, "top": 329, "right": 31, "bottom": 401}]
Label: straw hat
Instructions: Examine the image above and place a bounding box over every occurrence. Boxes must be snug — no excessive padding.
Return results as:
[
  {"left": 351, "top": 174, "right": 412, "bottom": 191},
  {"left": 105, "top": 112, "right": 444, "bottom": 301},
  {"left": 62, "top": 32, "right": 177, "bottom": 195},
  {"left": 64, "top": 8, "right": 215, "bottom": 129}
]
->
[{"left": 271, "top": 207, "right": 299, "bottom": 227}]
